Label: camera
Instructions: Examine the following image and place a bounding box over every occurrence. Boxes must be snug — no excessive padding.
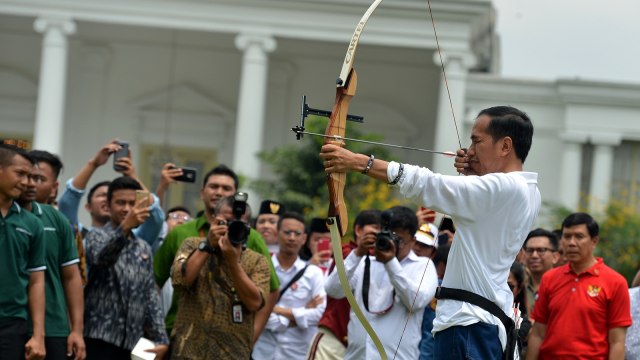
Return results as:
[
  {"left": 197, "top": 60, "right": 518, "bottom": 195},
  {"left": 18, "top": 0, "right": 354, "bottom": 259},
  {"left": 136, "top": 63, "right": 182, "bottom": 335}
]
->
[
  {"left": 227, "top": 192, "right": 251, "bottom": 246},
  {"left": 375, "top": 210, "right": 399, "bottom": 252}
]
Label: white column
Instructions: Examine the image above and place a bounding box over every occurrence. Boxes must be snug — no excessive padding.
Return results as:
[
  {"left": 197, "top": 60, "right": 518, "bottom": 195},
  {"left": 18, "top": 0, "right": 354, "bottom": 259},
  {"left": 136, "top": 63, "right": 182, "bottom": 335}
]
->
[
  {"left": 33, "top": 17, "right": 76, "bottom": 154},
  {"left": 559, "top": 132, "right": 587, "bottom": 210},
  {"left": 232, "top": 34, "right": 276, "bottom": 182},
  {"left": 432, "top": 52, "right": 475, "bottom": 174},
  {"left": 589, "top": 134, "right": 621, "bottom": 211}
]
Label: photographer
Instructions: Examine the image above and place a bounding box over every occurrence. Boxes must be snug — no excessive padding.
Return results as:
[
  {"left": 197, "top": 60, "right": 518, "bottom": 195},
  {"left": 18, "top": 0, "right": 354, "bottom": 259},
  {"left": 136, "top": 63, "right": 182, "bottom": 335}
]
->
[
  {"left": 324, "top": 206, "right": 438, "bottom": 360},
  {"left": 170, "top": 194, "right": 270, "bottom": 360}
]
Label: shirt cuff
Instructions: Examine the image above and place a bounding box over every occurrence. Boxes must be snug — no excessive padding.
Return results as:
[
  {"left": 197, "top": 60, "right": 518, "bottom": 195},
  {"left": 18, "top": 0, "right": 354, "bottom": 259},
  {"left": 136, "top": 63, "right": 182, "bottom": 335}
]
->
[
  {"left": 383, "top": 257, "right": 402, "bottom": 275},
  {"left": 291, "top": 307, "right": 308, "bottom": 329},
  {"left": 387, "top": 161, "right": 400, "bottom": 183},
  {"left": 66, "top": 178, "right": 86, "bottom": 195},
  {"left": 149, "top": 193, "right": 161, "bottom": 210}
]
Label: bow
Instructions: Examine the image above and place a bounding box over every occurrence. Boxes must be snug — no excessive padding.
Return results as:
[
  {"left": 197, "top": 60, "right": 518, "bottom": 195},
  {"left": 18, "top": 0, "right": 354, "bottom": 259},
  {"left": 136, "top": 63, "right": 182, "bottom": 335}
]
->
[{"left": 324, "top": 0, "right": 388, "bottom": 358}]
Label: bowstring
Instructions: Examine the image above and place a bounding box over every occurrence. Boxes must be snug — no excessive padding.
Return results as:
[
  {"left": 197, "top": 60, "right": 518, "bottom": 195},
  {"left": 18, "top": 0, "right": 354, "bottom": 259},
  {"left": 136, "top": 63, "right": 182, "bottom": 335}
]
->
[{"left": 392, "top": 1, "right": 461, "bottom": 358}]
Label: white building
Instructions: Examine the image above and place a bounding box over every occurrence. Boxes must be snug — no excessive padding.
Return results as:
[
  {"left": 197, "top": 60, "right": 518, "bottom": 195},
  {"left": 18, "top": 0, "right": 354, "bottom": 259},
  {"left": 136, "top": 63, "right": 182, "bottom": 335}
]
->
[{"left": 1, "top": 0, "right": 639, "bottom": 223}]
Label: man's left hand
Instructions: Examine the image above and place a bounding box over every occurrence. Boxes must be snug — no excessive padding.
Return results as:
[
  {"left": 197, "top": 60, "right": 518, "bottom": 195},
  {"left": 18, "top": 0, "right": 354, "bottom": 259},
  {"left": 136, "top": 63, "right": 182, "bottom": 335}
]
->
[
  {"left": 219, "top": 234, "right": 242, "bottom": 264},
  {"left": 374, "top": 239, "right": 396, "bottom": 264},
  {"left": 66, "top": 331, "right": 86, "bottom": 360},
  {"left": 320, "top": 144, "right": 358, "bottom": 173}
]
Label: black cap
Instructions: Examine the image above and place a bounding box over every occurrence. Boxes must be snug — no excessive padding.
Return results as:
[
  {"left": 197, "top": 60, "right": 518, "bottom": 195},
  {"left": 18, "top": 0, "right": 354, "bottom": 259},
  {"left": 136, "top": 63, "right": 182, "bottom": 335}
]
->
[
  {"left": 258, "top": 200, "right": 285, "bottom": 216},
  {"left": 309, "top": 217, "right": 329, "bottom": 234}
]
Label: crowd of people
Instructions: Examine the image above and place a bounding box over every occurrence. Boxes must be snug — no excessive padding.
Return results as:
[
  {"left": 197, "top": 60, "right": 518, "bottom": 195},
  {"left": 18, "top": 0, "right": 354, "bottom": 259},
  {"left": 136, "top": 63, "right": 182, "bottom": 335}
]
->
[{"left": 0, "top": 104, "right": 637, "bottom": 360}]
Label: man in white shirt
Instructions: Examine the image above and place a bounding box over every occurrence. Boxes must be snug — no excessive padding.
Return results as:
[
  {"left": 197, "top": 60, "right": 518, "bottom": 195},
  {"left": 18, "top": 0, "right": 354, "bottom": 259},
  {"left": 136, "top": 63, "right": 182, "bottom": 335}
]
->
[
  {"left": 253, "top": 212, "right": 326, "bottom": 360},
  {"left": 321, "top": 106, "right": 540, "bottom": 359},
  {"left": 325, "top": 206, "right": 438, "bottom": 360}
]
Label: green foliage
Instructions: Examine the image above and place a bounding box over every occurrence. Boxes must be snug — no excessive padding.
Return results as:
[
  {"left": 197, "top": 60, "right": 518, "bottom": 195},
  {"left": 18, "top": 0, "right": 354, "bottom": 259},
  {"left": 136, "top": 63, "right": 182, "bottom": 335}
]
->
[
  {"left": 545, "top": 200, "right": 640, "bottom": 285},
  {"left": 250, "top": 118, "right": 405, "bottom": 231}
]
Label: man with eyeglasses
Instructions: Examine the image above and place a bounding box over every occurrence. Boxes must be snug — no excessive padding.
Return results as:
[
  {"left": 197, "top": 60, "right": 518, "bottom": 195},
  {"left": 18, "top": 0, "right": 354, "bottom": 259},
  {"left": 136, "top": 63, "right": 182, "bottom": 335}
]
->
[
  {"left": 527, "top": 213, "right": 631, "bottom": 359},
  {"left": 253, "top": 212, "right": 326, "bottom": 360},
  {"left": 324, "top": 206, "right": 438, "bottom": 360},
  {"left": 521, "top": 228, "right": 559, "bottom": 315}
]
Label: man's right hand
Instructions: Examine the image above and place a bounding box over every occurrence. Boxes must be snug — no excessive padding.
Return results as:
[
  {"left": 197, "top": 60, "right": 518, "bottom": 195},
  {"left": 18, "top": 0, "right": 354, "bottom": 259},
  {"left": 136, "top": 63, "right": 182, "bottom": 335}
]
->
[
  {"left": 121, "top": 197, "right": 150, "bottom": 234},
  {"left": 355, "top": 231, "right": 377, "bottom": 257},
  {"left": 25, "top": 336, "right": 46, "bottom": 360},
  {"left": 208, "top": 217, "right": 228, "bottom": 247},
  {"left": 90, "top": 140, "right": 122, "bottom": 168},
  {"left": 454, "top": 148, "right": 471, "bottom": 175}
]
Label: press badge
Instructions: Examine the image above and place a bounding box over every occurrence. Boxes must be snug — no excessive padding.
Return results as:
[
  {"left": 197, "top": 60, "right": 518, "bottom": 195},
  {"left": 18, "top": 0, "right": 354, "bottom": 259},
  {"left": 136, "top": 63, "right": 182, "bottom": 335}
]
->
[{"left": 232, "top": 303, "right": 243, "bottom": 323}]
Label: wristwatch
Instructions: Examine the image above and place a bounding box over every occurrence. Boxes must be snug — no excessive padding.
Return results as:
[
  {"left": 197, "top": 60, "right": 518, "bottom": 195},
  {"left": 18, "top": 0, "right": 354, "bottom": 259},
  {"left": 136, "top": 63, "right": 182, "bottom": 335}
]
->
[{"left": 198, "top": 241, "right": 214, "bottom": 254}]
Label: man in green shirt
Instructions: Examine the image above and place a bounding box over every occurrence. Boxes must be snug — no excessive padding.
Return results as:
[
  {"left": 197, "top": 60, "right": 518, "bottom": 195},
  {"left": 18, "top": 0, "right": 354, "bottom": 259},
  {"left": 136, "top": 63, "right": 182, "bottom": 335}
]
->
[
  {"left": 20, "top": 150, "right": 85, "bottom": 360},
  {"left": 154, "top": 165, "right": 280, "bottom": 339},
  {"left": 0, "top": 143, "right": 46, "bottom": 360}
]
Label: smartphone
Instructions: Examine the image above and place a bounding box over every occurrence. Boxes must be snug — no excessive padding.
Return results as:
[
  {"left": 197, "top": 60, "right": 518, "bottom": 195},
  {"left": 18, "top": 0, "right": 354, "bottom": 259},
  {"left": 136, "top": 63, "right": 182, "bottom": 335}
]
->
[
  {"left": 171, "top": 166, "right": 198, "bottom": 183},
  {"left": 439, "top": 216, "right": 456, "bottom": 233},
  {"left": 112, "top": 141, "right": 129, "bottom": 171},
  {"left": 135, "top": 190, "right": 150, "bottom": 205},
  {"left": 317, "top": 237, "right": 331, "bottom": 253}
]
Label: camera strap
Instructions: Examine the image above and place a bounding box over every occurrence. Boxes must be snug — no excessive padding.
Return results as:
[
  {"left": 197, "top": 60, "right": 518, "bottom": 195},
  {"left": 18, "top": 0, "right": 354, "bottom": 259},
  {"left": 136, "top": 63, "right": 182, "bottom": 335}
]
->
[
  {"left": 278, "top": 265, "right": 308, "bottom": 302},
  {"left": 362, "top": 256, "right": 394, "bottom": 313}
]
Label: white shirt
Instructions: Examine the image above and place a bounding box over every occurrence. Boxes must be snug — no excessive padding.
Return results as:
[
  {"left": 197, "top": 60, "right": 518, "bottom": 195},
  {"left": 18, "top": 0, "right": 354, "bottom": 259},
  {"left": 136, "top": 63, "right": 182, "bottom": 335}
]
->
[
  {"left": 325, "top": 250, "right": 438, "bottom": 360},
  {"left": 252, "top": 256, "right": 326, "bottom": 360},
  {"left": 388, "top": 162, "right": 541, "bottom": 350}
]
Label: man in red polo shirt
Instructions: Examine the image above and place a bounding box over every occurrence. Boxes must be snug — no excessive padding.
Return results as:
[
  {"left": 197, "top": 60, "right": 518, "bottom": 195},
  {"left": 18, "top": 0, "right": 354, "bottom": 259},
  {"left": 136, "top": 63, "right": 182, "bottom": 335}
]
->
[{"left": 527, "top": 212, "right": 631, "bottom": 359}]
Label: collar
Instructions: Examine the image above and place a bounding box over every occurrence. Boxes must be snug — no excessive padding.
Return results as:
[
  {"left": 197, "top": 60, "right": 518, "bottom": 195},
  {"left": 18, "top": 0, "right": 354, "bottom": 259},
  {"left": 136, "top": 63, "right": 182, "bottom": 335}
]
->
[
  {"left": 400, "top": 249, "right": 420, "bottom": 264},
  {"left": 10, "top": 201, "right": 21, "bottom": 214},
  {"left": 32, "top": 202, "right": 43, "bottom": 216},
  {"left": 195, "top": 214, "right": 209, "bottom": 232},
  {"left": 273, "top": 255, "right": 305, "bottom": 272},
  {"left": 563, "top": 257, "right": 604, "bottom": 276},
  {"left": 511, "top": 171, "right": 538, "bottom": 184}
]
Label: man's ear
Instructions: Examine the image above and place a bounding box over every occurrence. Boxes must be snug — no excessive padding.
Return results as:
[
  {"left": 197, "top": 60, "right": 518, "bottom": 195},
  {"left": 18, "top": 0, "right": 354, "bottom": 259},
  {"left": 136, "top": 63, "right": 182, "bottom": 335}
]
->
[{"left": 501, "top": 136, "right": 513, "bottom": 157}]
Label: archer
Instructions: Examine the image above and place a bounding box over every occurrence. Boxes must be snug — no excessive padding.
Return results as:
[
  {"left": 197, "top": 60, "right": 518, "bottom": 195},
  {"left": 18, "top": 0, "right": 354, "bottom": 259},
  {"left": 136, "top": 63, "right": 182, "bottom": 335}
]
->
[{"left": 321, "top": 105, "right": 540, "bottom": 360}]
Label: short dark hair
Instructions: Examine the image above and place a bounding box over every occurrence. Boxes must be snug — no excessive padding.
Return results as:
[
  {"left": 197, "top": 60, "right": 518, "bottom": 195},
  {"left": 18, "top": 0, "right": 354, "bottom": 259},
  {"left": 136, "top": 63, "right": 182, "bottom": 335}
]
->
[
  {"left": 87, "top": 181, "right": 111, "bottom": 204},
  {"left": 278, "top": 212, "right": 306, "bottom": 230},
  {"left": 0, "top": 143, "right": 33, "bottom": 166},
  {"left": 353, "top": 209, "right": 382, "bottom": 233},
  {"left": 523, "top": 228, "right": 559, "bottom": 250},
  {"left": 562, "top": 212, "right": 599, "bottom": 238},
  {"left": 477, "top": 106, "right": 533, "bottom": 163},
  {"left": 386, "top": 206, "right": 419, "bottom": 236},
  {"left": 29, "top": 150, "right": 64, "bottom": 179},
  {"left": 107, "top": 176, "right": 142, "bottom": 203},
  {"left": 202, "top": 164, "right": 239, "bottom": 190}
]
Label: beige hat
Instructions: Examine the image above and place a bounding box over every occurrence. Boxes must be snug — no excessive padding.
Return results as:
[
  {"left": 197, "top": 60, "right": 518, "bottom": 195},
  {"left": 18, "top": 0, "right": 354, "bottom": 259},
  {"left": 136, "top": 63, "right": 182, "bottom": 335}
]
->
[{"left": 415, "top": 223, "right": 439, "bottom": 248}]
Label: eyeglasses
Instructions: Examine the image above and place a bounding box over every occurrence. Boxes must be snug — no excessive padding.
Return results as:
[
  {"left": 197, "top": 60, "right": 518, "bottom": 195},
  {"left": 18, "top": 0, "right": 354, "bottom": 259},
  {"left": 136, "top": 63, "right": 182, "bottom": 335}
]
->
[
  {"left": 283, "top": 230, "right": 304, "bottom": 237},
  {"left": 523, "top": 247, "right": 555, "bottom": 255},
  {"left": 168, "top": 213, "right": 192, "bottom": 222}
]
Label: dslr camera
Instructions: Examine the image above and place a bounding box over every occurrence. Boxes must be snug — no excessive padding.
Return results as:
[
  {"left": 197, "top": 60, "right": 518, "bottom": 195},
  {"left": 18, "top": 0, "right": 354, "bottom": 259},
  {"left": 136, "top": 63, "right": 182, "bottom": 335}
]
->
[
  {"left": 226, "top": 192, "right": 251, "bottom": 246},
  {"left": 375, "top": 210, "right": 399, "bottom": 252}
]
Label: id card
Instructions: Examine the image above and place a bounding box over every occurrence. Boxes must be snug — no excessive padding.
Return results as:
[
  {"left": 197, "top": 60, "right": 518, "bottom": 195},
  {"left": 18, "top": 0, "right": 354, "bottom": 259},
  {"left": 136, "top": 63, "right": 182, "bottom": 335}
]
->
[{"left": 232, "top": 303, "right": 243, "bottom": 323}]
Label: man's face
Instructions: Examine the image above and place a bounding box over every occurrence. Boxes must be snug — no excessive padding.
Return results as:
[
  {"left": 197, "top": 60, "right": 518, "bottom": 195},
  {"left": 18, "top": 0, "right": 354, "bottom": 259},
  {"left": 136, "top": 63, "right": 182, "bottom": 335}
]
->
[
  {"left": 108, "top": 189, "right": 136, "bottom": 226},
  {"left": 466, "top": 115, "right": 505, "bottom": 176},
  {"left": 524, "top": 236, "right": 558, "bottom": 275},
  {"left": 561, "top": 224, "right": 597, "bottom": 265},
  {"left": 166, "top": 210, "right": 191, "bottom": 232},
  {"left": 393, "top": 228, "right": 415, "bottom": 261},
  {"left": 277, "top": 218, "right": 307, "bottom": 256},
  {"left": 413, "top": 242, "right": 436, "bottom": 259},
  {"left": 200, "top": 175, "right": 235, "bottom": 211},
  {"left": 256, "top": 214, "right": 279, "bottom": 246},
  {"left": 17, "top": 165, "right": 38, "bottom": 204},
  {"left": 86, "top": 185, "right": 110, "bottom": 223},
  {"left": 33, "top": 161, "right": 58, "bottom": 204},
  {"left": 0, "top": 154, "right": 32, "bottom": 201}
]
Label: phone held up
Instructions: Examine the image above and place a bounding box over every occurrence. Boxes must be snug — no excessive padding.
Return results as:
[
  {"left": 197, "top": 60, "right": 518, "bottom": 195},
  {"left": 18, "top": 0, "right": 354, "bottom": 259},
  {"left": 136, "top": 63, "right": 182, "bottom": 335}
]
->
[
  {"left": 170, "top": 166, "right": 198, "bottom": 183},
  {"left": 112, "top": 141, "right": 129, "bottom": 171},
  {"left": 135, "top": 190, "right": 150, "bottom": 206}
]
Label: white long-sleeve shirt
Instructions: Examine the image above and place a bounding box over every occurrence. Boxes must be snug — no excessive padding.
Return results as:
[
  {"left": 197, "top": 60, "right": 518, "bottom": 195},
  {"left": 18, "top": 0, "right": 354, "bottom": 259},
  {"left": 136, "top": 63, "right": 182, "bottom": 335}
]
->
[
  {"left": 388, "top": 162, "right": 541, "bottom": 350},
  {"left": 325, "top": 250, "right": 438, "bottom": 360},
  {"left": 252, "top": 256, "right": 326, "bottom": 360}
]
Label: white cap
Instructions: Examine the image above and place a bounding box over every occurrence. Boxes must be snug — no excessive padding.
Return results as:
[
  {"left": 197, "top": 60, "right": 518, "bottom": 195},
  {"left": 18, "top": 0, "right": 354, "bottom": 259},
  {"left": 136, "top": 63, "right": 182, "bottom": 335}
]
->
[{"left": 415, "top": 223, "right": 439, "bottom": 248}]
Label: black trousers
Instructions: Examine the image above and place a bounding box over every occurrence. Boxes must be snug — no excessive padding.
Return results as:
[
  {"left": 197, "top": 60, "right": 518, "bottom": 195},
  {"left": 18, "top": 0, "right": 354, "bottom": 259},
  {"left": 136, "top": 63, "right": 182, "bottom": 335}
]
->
[
  {"left": 85, "top": 337, "right": 129, "bottom": 360},
  {"left": 45, "top": 336, "right": 74, "bottom": 360},
  {"left": 0, "top": 318, "right": 28, "bottom": 360}
]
